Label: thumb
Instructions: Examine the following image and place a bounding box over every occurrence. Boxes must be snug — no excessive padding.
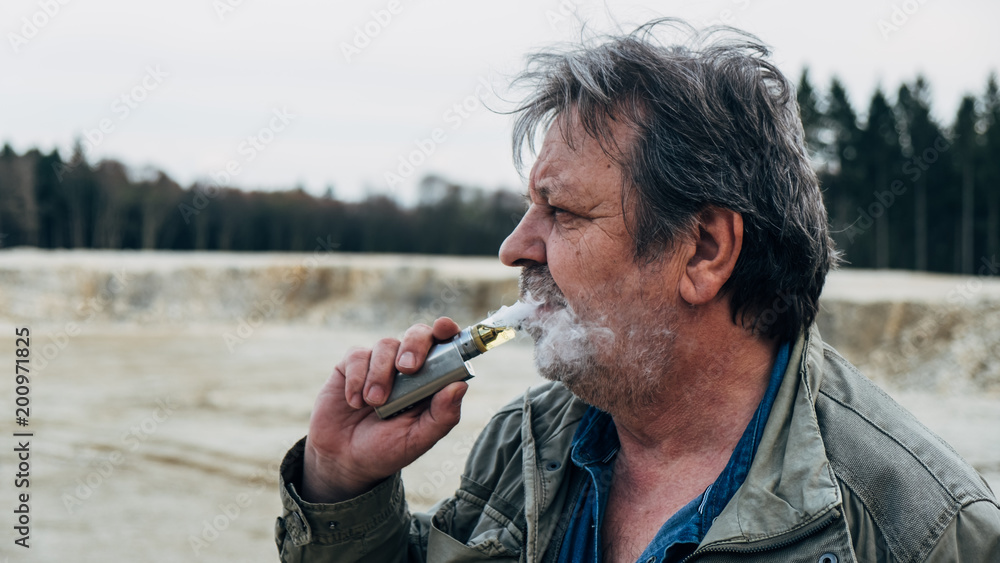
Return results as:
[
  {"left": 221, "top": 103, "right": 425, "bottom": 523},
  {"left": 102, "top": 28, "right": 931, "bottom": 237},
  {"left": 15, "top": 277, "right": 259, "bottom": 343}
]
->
[{"left": 413, "top": 381, "right": 468, "bottom": 446}]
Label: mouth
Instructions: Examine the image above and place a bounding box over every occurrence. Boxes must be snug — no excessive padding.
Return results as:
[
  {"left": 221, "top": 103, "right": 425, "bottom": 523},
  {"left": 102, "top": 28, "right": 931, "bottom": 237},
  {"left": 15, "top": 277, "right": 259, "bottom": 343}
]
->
[
  {"left": 518, "top": 296, "right": 566, "bottom": 323},
  {"left": 519, "top": 298, "right": 570, "bottom": 343},
  {"left": 533, "top": 300, "right": 563, "bottom": 316}
]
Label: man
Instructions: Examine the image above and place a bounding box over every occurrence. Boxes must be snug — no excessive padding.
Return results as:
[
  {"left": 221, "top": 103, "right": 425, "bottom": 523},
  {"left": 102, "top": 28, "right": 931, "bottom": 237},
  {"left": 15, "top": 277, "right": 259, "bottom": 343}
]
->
[{"left": 275, "top": 20, "right": 1000, "bottom": 562}]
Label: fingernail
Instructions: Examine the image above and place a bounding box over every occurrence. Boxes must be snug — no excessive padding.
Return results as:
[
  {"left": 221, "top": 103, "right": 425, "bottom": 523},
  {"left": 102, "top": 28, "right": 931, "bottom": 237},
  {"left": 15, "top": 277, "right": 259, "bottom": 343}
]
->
[
  {"left": 350, "top": 393, "right": 363, "bottom": 409},
  {"left": 453, "top": 386, "right": 468, "bottom": 405},
  {"left": 398, "top": 352, "right": 415, "bottom": 369},
  {"left": 366, "top": 385, "right": 385, "bottom": 405}
]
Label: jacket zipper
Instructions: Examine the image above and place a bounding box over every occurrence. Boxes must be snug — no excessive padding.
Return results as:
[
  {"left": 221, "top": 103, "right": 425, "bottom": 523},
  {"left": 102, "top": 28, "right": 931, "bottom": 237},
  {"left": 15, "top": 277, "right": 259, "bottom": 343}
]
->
[{"left": 679, "top": 507, "right": 841, "bottom": 562}]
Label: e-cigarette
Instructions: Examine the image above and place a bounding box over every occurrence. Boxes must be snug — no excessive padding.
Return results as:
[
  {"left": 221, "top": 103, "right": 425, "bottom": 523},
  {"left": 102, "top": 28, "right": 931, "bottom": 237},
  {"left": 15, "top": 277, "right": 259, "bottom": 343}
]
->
[{"left": 374, "top": 304, "right": 527, "bottom": 419}]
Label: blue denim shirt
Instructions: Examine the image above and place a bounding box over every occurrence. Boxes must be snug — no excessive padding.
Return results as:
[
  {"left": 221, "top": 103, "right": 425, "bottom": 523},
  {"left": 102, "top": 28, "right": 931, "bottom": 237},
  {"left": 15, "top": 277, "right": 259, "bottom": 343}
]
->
[{"left": 557, "top": 343, "right": 790, "bottom": 563}]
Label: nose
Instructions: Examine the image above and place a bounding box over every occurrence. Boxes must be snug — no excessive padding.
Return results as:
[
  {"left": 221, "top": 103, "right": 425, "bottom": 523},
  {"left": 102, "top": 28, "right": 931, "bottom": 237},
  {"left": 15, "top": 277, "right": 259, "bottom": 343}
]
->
[{"left": 499, "top": 206, "right": 547, "bottom": 267}]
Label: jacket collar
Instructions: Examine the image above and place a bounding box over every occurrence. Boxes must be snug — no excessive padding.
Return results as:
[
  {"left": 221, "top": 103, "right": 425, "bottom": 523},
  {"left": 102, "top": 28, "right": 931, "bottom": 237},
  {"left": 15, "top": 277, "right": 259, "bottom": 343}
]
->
[{"left": 699, "top": 324, "right": 843, "bottom": 546}]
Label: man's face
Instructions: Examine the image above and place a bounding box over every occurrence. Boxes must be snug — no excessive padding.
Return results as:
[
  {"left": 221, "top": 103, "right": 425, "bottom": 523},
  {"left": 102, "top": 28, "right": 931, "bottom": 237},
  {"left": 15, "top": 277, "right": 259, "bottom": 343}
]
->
[{"left": 499, "top": 112, "right": 683, "bottom": 414}]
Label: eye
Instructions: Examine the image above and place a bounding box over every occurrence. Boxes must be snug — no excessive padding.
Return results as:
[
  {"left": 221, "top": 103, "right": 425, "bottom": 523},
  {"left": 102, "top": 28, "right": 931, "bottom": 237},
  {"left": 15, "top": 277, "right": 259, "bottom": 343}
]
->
[
  {"left": 552, "top": 207, "right": 578, "bottom": 223},
  {"left": 547, "top": 202, "right": 573, "bottom": 217},
  {"left": 550, "top": 206, "right": 584, "bottom": 228}
]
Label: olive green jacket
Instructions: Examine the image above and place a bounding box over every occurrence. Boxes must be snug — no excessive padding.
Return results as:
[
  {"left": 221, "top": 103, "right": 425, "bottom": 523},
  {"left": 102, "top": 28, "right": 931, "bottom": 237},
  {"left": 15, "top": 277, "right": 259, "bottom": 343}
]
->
[{"left": 275, "top": 326, "right": 1000, "bottom": 561}]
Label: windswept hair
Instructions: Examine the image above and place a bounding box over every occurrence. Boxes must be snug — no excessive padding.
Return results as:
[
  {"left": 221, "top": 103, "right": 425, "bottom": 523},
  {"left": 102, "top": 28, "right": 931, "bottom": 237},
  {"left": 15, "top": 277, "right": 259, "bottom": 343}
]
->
[{"left": 510, "top": 18, "right": 839, "bottom": 343}]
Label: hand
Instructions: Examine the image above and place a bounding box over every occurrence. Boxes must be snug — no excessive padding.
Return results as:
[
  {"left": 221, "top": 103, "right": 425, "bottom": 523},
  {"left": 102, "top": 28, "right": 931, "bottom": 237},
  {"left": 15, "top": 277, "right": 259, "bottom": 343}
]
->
[{"left": 301, "top": 318, "right": 468, "bottom": 503}]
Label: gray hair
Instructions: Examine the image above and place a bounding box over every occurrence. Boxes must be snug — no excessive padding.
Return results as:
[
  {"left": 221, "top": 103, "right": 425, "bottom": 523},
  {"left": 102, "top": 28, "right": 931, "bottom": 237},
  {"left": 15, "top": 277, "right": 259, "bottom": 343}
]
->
[{"left": 510, "top": 18, "right": 839, "bottom": 343}]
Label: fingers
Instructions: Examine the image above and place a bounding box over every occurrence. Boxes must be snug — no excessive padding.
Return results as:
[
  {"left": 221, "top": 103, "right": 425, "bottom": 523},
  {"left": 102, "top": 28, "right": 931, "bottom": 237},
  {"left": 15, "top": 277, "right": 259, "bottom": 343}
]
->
[
  {"left": 363, "top": 337, "right": 401, "bottom": 406},
  {"left": 395, "top": 323, "right": 433, "bottom": 374},
  {"left": 342, "top": 317, "right": 464, "bottom": 410},
  {"left": 396, "top": 317, "right": 459, "bottom": 374},
  {"left": 431, "top": 317, "right": 461, "bottom": 341},
  {"left": 342, "top": 347, "right": 372, "bottom": 410}
]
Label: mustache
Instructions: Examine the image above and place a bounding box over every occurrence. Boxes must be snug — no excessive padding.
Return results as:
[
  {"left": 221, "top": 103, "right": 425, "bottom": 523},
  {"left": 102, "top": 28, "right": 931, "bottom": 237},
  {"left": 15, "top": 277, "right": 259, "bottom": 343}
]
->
[{"left": 518, "top": 264, "right": 567, "bottom": 308}]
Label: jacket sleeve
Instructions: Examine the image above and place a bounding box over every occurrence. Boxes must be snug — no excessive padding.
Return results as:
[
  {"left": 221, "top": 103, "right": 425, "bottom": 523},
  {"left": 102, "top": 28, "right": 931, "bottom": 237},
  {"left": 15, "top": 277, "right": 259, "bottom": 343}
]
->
[
  {"left": 274, "top": 437, "right": 437, "bottom": 563},
  {"left": 923, "top": 499, "right": 1000, "bottom": 561}
]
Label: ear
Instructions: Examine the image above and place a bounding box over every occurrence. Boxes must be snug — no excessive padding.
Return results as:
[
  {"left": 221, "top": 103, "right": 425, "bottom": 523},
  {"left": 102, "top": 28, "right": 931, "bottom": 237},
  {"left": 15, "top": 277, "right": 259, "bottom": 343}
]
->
[{"left": 678, "top": 207, "right": 743, "bottom": 306}]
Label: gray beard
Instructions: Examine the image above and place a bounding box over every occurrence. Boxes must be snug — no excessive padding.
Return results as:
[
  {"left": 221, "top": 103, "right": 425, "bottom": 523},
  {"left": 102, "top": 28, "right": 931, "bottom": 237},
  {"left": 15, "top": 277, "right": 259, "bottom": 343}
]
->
[{"left": 518, "top": 265, "right": 674, "bottom": 416}]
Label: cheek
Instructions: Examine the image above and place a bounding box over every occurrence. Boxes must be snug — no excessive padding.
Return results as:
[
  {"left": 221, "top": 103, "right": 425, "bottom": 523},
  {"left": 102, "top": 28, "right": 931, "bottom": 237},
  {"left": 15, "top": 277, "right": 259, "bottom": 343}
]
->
[
  {"left": 546, "top": 237, "right": 622, "bottom": 302},
  {"left": 543, "top": 239, "right": 586, "bottom": 298}
]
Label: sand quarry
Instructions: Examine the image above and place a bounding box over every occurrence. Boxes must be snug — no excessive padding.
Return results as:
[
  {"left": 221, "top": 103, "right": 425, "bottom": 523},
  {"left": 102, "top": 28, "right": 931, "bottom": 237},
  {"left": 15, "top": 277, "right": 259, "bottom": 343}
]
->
[{"left": 0, "top": 249, "right": 998, "bottom": 562}]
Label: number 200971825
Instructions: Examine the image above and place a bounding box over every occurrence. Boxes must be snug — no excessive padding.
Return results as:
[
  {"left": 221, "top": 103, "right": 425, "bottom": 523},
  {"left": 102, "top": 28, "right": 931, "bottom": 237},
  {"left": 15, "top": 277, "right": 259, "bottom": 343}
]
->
[{"left": 15, "top": 328, "right": 30, "bottom": 425}]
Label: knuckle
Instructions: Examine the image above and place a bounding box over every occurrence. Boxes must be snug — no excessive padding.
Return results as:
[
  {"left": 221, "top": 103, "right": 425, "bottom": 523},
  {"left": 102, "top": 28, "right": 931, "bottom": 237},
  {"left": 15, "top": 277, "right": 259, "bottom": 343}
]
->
[
  {"left": 405, "top": 323, "right": 432, "bottom": 336},
  {"left": 345, "top": 347, "right": 370, "bottom": 362},
  {"left": 403, "top": 325, "right": 433, "bottom": 343},
  {"left": 368, "top": 364, "right": 392, "bottom": 381}
]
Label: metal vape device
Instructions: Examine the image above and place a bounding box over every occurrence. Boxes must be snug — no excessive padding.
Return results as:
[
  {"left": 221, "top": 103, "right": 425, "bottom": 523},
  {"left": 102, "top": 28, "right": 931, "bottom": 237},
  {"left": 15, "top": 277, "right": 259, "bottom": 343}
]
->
[{"left": 374, "top": 322, "right": 517, "bottom": 419}]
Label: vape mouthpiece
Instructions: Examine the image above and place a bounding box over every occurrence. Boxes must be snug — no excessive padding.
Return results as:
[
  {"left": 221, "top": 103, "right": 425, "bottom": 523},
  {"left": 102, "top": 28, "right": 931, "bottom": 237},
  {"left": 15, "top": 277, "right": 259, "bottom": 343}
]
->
[
  {"left": 374, "top": 302, "right": 529, "bottom": 419},
  {"left": 470, "top": 323, "right": 517, "bottom": 354}
]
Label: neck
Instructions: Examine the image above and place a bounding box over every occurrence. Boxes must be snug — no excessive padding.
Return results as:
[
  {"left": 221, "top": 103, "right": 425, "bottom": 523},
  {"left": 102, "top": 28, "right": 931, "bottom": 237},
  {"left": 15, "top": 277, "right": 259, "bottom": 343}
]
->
[{"left": 610, "top": 315, "right": 779, "bottom": 478}]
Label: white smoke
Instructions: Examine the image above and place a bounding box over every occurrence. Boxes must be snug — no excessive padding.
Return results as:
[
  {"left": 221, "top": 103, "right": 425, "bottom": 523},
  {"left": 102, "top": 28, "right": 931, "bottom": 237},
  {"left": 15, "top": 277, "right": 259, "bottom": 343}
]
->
[
  {"left": 508, "top": 276, "right": 616, "bottom": 387},
  {"left": 509, "top": 265, "right": 677, "bottom": 415},
  {"left": 480, "top": 300, "right": 535, "bottom": 330}
]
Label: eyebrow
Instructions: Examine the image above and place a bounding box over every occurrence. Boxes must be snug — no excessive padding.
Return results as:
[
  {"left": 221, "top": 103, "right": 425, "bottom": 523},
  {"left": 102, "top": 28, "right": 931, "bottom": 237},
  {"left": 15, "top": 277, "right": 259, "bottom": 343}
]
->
[{"left": 531, "top": 179, "right": 565, "bottom": 203}]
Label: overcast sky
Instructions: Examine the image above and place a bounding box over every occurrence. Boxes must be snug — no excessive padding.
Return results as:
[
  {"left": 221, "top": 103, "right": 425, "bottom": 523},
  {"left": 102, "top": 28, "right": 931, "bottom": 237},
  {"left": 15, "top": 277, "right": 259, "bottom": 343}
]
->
[{"left": 2, "top": 0, "right": 998, "bottom": 203}]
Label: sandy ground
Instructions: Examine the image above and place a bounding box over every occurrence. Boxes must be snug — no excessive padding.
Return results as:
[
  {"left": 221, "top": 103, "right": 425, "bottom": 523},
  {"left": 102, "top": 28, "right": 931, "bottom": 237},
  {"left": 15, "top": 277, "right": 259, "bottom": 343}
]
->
[
  {"left": 0, "top": 324, "right": 540, "bottom": 562},
  {"left": 0, "top": 323, "right": 997, "bottom": 562}
]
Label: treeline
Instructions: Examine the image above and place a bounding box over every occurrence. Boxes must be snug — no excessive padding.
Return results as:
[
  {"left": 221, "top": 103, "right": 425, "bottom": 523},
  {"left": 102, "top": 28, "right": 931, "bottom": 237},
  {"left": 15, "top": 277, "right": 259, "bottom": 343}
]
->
[
  {"left": 2, "top": 71, "right": 999, "bottom": 271},
  {"left": 798, "top": 71, "right": 1000, "bottom": 275},
  {"left": 0, "top": 145, "right": 525, "bottom": 255}
]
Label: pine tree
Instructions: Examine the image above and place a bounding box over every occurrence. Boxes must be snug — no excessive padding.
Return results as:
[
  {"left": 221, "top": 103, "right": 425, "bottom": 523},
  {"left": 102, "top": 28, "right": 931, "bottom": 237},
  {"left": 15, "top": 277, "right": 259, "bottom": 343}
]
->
[
  {"left": 826, "top": 78, "right": 862, "bottom": 176},
  {"left": 859, "top": 88, "right": 902, "bottom": 268},
  {"left": 796, "top": 68, "right": 825, "bottom": 163},
  {"left": 952, "top": 96, "right": 980, "bottom": 274},
  {"left": 896, "top": 78, "right": 944, "bottom": 271},
  {"left": 824, "top": 78, "right": 866, "bottom": 262},
  {"left": 982, "top": 74, "right": 1000, "bottom": 266}
]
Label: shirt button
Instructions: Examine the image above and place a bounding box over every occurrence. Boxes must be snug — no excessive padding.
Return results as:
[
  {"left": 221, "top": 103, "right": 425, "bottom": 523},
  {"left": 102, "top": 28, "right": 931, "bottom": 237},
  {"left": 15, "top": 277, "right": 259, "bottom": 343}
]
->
[
  {"left": 544, "top": 460, "right": 561, "bottom": 471},
  {"left": 819, "top": 553, "right": 838, "bottom": 563}
]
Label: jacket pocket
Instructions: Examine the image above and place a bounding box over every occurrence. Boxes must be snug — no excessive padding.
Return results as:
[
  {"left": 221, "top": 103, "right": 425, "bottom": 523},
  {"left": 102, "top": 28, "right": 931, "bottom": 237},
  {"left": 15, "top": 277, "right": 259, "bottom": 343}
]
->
[
  {"left": 428, "top": 519, "right": 520, "bottom": 562},
  {"left": 429, "top": 496, "right": 522, "bottom": 561}
]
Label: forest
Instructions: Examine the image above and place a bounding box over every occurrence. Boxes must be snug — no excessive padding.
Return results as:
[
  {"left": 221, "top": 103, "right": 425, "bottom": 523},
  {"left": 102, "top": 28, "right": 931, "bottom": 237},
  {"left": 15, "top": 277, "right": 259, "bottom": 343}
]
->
[
  {"left": 799, "top": 72, "right": 1000, "bottom": 274},
  {"left": 1, "top": 70, "right": 998, "bottom": 274}
]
